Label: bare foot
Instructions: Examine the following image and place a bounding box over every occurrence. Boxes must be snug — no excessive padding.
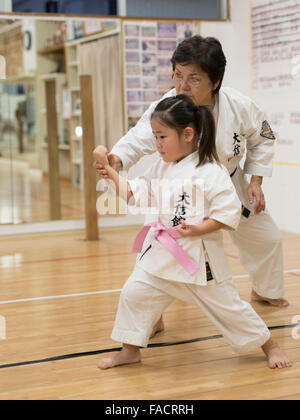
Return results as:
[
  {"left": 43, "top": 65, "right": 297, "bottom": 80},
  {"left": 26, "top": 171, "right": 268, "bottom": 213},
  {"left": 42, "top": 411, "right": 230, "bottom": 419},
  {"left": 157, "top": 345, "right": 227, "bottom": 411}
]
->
[
  {"left": 261, "top": 338, "right": 292, "bottom": 369},
  {"left": 97, "top": 344, "right": 141, "bottom": 370},
  {"left": 150, "top": 316, "right": 165, "bottom": 338},
  {"left": 251, "top": 290, "right": 289, "bottom": 307}
]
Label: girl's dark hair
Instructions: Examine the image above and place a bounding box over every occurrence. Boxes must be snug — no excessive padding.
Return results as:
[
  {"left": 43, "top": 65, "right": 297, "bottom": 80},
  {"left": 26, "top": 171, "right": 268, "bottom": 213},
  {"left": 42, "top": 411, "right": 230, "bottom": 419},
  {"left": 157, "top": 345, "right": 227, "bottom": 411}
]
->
[
  {"left": 171, "top": 35, "right": 226, "bottom": 93},
  {"left": 151, "top": 94, "right": 219, "bottom": 166}
]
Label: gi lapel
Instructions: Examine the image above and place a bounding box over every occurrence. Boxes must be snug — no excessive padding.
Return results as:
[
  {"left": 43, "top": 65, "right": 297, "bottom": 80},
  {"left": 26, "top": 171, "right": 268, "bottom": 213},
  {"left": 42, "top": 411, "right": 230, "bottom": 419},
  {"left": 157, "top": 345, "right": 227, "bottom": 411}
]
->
[{"left": 214, "top": 89, "right": 229, "bottom": 165}]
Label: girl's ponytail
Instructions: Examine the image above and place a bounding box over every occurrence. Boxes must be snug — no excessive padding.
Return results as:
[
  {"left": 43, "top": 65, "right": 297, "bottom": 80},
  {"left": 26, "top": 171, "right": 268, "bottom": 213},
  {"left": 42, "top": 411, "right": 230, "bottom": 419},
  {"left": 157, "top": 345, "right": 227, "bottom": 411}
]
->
[{"left": 195, "top": 105, "right": 219, "bottom": 166}]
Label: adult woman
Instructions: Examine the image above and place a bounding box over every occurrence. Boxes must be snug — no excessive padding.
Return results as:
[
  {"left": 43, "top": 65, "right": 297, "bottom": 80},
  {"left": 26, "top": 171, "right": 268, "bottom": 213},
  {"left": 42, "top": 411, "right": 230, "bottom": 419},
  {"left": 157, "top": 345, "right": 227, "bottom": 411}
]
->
[{"left": 95, "top": 35, "right": 288, "bottom": 312}]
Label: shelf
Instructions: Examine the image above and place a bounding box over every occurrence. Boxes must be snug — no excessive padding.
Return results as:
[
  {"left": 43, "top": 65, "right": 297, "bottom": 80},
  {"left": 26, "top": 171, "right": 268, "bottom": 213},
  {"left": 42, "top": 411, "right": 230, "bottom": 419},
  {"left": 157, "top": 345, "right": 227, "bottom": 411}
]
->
[
  {"left": 39, "top": 72, "right": 66, "bottom": 80},
  {"left": 65, "top": 28, "right": 119, "bottom": 47},
  {"left": 70, "top": 86, "right": 80, "bottom": 92},
  {"left": 4, "top": 73, "right": 36, "bottom": 83},
  {"left": 0, "top": 21, "right": 22, "bottom": 35},
  {"left": 37, "top": 44, "right": 65, "bottom": 55},
  {"left": 42, "top": 143, "right": 70, "bottom": 151},
  {"left": 59, "top": 144, "right": 70, "bottom": 151},
  {"left": 68, "top": 61, "right": 80, "bottom": 67}
]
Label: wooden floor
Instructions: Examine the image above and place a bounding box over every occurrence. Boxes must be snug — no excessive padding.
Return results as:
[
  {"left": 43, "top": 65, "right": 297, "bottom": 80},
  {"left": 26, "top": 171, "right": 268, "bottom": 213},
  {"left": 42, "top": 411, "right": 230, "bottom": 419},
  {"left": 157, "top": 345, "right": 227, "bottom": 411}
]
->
[
  {"left": 0, "top": 158, "right": 85, "bottom": 224},
  {"left": 0, "top": 227, "right": 300, "bottom": 400}
]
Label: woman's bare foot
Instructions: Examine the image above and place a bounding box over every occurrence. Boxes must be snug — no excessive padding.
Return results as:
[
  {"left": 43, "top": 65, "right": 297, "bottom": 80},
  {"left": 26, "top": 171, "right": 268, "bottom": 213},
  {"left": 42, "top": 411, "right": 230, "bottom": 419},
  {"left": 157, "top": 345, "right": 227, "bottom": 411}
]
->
[
  {"left": 97, "top": 344, "right": 141, "bottom": 370},
  {"left": 251, "top": 290, "right": 289, "bottom": 307},
  {"left": 261, "top": 338, "right": 292, "bottom": 369},
  {"left": 150, "top": 316, "right": 165, "bottom": 338}
]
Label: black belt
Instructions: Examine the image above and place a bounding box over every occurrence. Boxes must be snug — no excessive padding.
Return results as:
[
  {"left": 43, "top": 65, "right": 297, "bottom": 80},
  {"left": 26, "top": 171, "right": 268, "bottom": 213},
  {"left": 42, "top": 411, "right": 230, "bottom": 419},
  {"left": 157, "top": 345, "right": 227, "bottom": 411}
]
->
[
  {"left": 230, "top": 167, "right": 237, "bottom": 177},
  {"left": 241, "top": 205, "right": 250, "bottom": 218},
  {"left": 206, "top": 262, "right": 214, "bottom": 281}
]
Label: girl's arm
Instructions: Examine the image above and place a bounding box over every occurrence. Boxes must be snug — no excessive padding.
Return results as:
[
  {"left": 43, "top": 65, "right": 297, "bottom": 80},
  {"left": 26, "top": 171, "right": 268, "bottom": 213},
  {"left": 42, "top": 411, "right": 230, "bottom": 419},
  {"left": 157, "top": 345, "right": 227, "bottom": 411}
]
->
[
  {"left": 93, "top": 146, "right": 133, "bottom": 203},
  {"left": 177, "top": 218, "right": 226, "bottom": 237},
  {"left": 177, "top": 165, "right": 241, "bottom": 238}
]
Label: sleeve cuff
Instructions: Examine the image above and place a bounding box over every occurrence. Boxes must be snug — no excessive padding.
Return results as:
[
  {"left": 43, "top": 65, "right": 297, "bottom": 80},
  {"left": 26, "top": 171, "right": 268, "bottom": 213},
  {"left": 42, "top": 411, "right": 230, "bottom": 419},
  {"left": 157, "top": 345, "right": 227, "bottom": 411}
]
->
[
  {"left": 127, "top": 178, "right": 151, "bottom": 208},
  {"left": 109, "top": 146, "right": 131, "bottom": 171},
  {"left": 243, "top": 163, "right": 273, "bottom": 177},
  {"left": 210, "top": 212, "right": 241, "bottom": 231}
]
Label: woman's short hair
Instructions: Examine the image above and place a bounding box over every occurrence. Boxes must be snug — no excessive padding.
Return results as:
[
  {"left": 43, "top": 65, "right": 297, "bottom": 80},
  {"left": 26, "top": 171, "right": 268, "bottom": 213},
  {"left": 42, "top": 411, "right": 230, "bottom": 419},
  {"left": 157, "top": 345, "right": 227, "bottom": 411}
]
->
[{"left": 171, "top": 35, "right": 227, "bottom": 93}]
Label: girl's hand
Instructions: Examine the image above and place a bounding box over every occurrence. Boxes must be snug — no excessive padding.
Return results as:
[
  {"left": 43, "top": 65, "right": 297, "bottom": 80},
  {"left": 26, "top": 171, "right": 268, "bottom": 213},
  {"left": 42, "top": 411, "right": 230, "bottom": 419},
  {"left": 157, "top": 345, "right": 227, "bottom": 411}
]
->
[
  {"left": 176, "top": 220, "right": 200, "bottom": 237},
  {"left": 93, "top": 150, "right": 122, "bottom": 179},
  {"left": 93, "top": 145, "right": 109, "bottom": 167},
  {"left": 93, "top": 146, "right": 110, "bottom": 178}
]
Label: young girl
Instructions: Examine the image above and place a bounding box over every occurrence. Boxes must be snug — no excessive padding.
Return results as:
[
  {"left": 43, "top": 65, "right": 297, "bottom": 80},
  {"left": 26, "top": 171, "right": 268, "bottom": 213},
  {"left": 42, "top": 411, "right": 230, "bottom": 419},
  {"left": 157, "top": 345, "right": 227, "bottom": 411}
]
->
[{"left": 93, "top": 95, "right": 291, "bottom": 370}]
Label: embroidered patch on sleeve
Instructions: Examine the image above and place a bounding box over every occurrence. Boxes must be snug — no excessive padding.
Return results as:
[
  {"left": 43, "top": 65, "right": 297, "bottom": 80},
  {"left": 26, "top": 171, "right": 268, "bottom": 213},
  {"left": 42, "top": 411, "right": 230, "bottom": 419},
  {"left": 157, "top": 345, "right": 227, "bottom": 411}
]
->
[{"left": 260, "top": 120, "right": 276, "bottom": 140}]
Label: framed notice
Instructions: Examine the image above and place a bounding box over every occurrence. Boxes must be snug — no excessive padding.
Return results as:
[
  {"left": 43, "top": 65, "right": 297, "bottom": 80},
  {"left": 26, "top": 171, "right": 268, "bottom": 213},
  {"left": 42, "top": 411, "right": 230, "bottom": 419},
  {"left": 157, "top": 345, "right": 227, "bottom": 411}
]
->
[
  {"left": 251, "top": 0, "right": 300, "bottom": 159},
  {"left": 123, "top": 20, "right": 200, "bottom": 130}
]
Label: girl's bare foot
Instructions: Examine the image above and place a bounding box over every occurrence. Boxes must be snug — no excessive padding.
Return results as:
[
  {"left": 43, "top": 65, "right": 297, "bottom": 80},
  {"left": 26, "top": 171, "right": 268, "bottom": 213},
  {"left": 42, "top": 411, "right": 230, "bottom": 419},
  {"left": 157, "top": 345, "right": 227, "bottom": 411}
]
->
[
  {"left": 97, "top": 344, "right": 141, "bottom": 370},
  {"left": 150, "top": 316, "right": 165, "bottom": 338},
  {"left": 261, "top": 338, "right": 292, "bottom": 369},
  {"left": 251, "top": 290, "right": 289, "bottom": 307}
]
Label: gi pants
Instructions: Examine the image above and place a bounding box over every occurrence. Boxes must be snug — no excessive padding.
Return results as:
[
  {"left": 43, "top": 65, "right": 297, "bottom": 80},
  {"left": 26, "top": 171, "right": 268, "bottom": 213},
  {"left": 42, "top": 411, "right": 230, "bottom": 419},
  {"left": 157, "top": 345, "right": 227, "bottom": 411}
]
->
[
  {"left": 231, "top": 167, "right": 284, "bottom": 300},
  {"left": 230, "top": 211, "right": 284, "bottom": 299},
  {"left": 111, "top": 266, "right": 271, "bottom": 353}
]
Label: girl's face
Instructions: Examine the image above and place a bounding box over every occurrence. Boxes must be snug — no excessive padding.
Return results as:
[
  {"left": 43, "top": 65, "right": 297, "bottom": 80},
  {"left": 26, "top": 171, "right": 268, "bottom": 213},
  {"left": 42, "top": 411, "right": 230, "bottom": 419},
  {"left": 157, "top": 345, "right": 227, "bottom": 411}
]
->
[
  {"left": 151, "top": 117, "right": 195, "bottom": 163},
  {"left": 173, "top": 63, "right": 218, "bottom": 107}
]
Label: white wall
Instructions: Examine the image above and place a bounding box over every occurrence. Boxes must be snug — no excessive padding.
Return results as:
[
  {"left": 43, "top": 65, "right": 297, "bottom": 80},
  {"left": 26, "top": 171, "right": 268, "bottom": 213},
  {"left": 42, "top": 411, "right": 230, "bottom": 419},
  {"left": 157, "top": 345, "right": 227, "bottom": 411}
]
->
[
  {"left": 22, "top": 19, "right": 37, "bottom": 74},
  {"left": 250, "top": 0, "right": 300, "bottom": 235},
  {"left": 0, "top": 0, "right": 12, "bottom": 12},
  {"left": 201, "top": 0, "right": 252, "bottom": 97},
  {"left": 203, "top": 0, "right": 300, "bottom": 235}
]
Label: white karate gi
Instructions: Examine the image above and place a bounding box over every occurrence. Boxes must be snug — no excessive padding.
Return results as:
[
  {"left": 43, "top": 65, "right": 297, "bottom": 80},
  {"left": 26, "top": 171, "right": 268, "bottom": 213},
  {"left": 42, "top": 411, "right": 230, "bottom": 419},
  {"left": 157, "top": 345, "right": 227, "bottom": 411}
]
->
[
  {"left": 111, "top": 153, "right": 271, "bottom": 353},
  {"left": 111, "top": 87, "right": 284, "bottom": 299}
]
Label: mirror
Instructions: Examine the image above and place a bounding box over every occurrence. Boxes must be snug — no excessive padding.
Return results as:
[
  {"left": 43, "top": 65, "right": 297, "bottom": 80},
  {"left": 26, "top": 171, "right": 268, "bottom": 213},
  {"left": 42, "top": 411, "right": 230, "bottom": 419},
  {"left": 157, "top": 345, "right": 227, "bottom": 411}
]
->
[
  {"left": 0, "top": 79, "right": 37, "bottom": 223},
  {"left": 0, "top": 15, "right": 119, "bottom": 225}
]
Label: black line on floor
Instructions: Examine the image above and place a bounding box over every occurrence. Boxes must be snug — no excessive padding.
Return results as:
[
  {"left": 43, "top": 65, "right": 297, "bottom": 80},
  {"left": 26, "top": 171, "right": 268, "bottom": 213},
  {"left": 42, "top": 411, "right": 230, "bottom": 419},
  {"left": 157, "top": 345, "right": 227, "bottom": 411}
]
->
[{"left": 0, "top": 324, "right": 296, "bottom": 370}]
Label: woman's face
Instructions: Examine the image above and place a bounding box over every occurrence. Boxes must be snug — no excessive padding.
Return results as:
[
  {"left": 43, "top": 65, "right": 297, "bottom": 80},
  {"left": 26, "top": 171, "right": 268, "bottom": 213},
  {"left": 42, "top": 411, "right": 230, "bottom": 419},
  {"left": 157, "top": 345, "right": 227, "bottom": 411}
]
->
[{"left": 173, "top": 63, "right": 218, "bottom": 107}]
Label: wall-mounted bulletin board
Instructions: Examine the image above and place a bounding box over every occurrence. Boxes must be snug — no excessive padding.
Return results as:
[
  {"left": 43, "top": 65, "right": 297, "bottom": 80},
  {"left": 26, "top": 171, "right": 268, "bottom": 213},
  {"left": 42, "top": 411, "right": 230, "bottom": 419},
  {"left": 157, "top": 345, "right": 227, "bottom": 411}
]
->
[
  {"left": 122, "top": 19, "right": 200, "bottom": 130},
  {"left": 251, "top": 0, "right": 300, "bottom": 161}
]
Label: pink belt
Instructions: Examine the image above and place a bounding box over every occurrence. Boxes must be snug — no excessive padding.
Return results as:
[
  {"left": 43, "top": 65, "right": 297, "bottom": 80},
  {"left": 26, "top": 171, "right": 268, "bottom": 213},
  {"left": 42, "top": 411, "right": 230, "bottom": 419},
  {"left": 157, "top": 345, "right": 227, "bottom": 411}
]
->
[{"left": 132, "top": 218, "right": 201, "bottom": 276}]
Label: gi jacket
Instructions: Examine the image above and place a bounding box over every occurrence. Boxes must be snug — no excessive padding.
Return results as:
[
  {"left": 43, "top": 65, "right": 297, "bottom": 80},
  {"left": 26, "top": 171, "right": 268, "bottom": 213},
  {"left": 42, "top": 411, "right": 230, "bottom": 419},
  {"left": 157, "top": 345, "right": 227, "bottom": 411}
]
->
[
  {"left": 111, "top": 87, "right": 275, "bottom": 213},
  {"left": 128, "top": 152, "right": 241, "bottom": 286}
]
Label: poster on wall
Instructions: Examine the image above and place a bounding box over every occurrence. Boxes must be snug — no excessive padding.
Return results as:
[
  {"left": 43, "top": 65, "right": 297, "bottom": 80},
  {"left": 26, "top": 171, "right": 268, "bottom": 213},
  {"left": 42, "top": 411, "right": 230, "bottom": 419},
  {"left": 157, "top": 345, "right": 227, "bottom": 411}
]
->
[
  {"left": 251, "top": 0, "right": 300, "bottom": 162},
  {"left": 123, "top": 20, "right": 200, "bottom": 130}
]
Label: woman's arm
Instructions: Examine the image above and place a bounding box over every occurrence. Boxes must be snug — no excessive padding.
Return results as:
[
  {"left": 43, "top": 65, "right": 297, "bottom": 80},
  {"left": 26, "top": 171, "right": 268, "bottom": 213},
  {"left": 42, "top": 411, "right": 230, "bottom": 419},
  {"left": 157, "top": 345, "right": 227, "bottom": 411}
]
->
[
  {"left": 110, "top": 89, "right": 175, "bottom": 171},
  {"left": 93, "top": 89, "right": 176, "bottom": 176},
  {"left": 93, "top": 146, "right": 133, "bottom": 203},
  {"left": 242, "top": 99, "right": 275, "bottom": 214}
]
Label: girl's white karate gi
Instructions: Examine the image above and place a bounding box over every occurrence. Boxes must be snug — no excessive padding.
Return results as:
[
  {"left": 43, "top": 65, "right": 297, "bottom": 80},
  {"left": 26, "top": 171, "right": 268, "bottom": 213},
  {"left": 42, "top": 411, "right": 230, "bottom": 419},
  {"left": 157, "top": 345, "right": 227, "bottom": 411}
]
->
[
  {"left": 111, "top": 153, "right": 271, "bottom": 353},
  {"left": 111, "top": 87, "right": 284, "bottom": 299}
]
